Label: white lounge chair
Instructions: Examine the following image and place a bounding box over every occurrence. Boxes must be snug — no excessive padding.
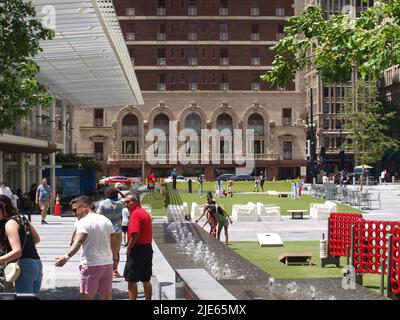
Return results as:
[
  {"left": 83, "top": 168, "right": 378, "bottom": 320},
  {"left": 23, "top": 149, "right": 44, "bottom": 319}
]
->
[
  {"left": 190, "top": 202, "right": 205, "bottom": 221},
  {"left": 141, "top": 204, "right": 152, "bottom": 216},
  {"left": 309, "top": 200, "right": 337, "bottom": 220},
  {"left": 256, "top": 203, "right": 281, "bottom": 221},
  {"left": 232, "top": 202, "right": 258, "bottom": 222}
]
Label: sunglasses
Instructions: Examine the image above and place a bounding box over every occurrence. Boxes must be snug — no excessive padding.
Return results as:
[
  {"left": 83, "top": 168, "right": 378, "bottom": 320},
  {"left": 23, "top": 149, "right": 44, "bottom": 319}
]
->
[
  {"left": 124, "top": 200, "right": 132, "bottom": 205},
  {"left": 72, "top": 207, "right": 79, "bottom": 213}
]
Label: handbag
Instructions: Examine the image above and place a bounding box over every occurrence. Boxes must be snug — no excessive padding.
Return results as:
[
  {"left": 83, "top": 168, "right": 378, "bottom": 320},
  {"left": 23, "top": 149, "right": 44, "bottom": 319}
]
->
[
  {"left": 4, "top": 262, "right": 21, "bottom": 282},
  {"left": 3, "top": 215, "right": 29, "bottom": 283}
]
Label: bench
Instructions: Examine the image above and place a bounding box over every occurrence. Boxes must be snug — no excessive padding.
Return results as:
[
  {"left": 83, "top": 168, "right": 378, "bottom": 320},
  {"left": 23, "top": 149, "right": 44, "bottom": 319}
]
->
[
  {"left": 279, "top": 252, "right": 313, "bottom": 266},
  {"left": 278, "top": 192, "right": 291, "bottom": 198},
  {"left": 287, "top": 209, "right": 308, "bottom": 219}
]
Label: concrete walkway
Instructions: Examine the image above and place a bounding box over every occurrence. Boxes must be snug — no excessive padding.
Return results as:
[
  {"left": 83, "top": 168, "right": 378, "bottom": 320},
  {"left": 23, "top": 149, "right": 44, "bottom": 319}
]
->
[
  {"left": 31, "top": 184, "right": 400, "bottom": 299},
  {"left": 225, "top": 183, "right": 400, "bottom": 242}
]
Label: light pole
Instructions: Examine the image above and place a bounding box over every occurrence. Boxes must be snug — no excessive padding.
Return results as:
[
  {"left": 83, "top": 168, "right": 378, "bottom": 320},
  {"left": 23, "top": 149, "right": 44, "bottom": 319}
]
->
[{"left": 308, "top": 88, "right": 317, "bottom": 184}]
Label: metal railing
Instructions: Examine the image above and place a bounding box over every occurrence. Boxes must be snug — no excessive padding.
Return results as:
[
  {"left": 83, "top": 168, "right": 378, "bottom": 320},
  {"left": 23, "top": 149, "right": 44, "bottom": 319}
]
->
[
  {"left": 3, "top": 125, "right": 62, "bottom": 144},
  {"left": 157, "top": 7, "right": 166, "bottom": 16},
  {"left": 251, "top": 33, "right": 260, "bottom": 41},
  {"left": 157, "top": 33, "right": 166, "bottom": 40},
  {"left": 250, "top": 8, "right": 259, "bottom": 16},
  {"left": 126, "top": 8, "right": 135, "bottom": 16},
  {"left": 107, "top": 152, "right": 279, "bottom": 162},
  {"left": 219, "top": 8, "right": 228, "bottom": 16},
  {"left": 251, "top": 57, "right": 261, "bottom": 66}
]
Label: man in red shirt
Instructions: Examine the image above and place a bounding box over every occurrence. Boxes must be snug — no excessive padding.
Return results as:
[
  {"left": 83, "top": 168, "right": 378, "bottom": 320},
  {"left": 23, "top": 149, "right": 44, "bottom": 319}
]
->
[
  {"left": 147, "top": 170, "right": 156, "bottom": 200},
  {"left": 123, "top": 192, "right": 153, "bottom": 300}
]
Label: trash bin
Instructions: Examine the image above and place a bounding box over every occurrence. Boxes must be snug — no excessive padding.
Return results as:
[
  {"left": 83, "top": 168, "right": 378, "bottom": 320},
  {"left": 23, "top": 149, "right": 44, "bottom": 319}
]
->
[{"left": 188, "top": 179, "right": 192, "bottom": 193}]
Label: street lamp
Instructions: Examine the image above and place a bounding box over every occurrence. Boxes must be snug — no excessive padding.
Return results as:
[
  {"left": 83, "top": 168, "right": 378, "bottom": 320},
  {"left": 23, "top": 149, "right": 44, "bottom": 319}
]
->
[{"left": 307, "top": 88, "right": 317, "bottom": 184}]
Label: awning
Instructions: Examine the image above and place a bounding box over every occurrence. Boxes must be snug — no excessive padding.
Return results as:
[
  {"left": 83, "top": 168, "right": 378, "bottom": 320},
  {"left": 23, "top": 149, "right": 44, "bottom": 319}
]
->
[{"left": 29, "top": 0, "right": 143, "bottom": 107}]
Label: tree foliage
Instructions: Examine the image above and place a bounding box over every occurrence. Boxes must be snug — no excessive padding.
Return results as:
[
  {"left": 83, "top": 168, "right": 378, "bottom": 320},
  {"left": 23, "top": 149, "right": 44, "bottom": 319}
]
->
[
  {"left": 55, "top": 153, "right": 102, "bottom": 172},
  {"left": 339, "top": 79, "right": 398, "bottom": 167},
  {"left": 262, "top": 0, "right": 400, "bottom": 88},
  {"left": 0, "top": 0, "right": 54, "bottom": 132}
]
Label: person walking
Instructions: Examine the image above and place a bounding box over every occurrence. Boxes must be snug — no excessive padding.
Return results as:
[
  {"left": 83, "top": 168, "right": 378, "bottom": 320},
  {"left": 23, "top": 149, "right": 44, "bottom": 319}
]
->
[
  {"left": 380, "top": 169, "right": 387, "bottom": 184},
  {"left": 121, "top": 206, "right": 130, "bottom": 247},
  {"left": 55, "top": 196, "right": 119, "bottom": 300},
  {"left": 0, "top": 180, "right": 12, "bottom": 199},
  {"left": 96, "top": 187, "right": 125, "bottom": 278},
  {"left": 195, "top": 192, "right": 218, "bottom": 238},
  {"left": 198, "top": 173, "right": 205, "bottom": 197},
  {"left": 123, "top": 192, "right": 153, "bottom": 300},
  {"left": 215, "top": 206, "right": 233, "bottom": 245},
  {"left": 28, "top": 184, "right": 38, "bottom": 220},
  {"left": 227, "top": 177, "right": 234, "bottom": 197},
  {"left": 36, "top": 178, "right": 53, "bottom": 225},
  {"left": 0, "top": 195, "right": 42, "bottom": 294},
  {"left": 171, "top": 168, "right": 177, "bottom": 190},
  {"left": 147, "top": 170, "right": 156, "bottom": 200},
  {"left": 260, "top": 173, "right": 265, "bottom": 192},
  {"left": 253, "top": 176, "right": 260, "bottom": 192}
]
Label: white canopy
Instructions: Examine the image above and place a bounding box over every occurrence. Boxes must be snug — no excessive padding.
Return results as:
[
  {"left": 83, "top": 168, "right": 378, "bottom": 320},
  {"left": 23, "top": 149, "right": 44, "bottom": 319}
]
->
[{"left": 29, "top": 0, "right": 143, "bottom": 107}]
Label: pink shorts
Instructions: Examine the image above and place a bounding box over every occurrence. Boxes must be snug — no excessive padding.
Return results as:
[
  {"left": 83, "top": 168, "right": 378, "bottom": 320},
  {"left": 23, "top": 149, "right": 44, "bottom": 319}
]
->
[{"left": 79, "top": 264, "right": 113, "bottom": 295}]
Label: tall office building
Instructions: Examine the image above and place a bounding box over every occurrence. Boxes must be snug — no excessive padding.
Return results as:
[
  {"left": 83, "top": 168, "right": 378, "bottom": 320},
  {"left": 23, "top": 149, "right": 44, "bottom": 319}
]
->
[{"left": 304, "top": 0, "right": 374, "bottom": 175}]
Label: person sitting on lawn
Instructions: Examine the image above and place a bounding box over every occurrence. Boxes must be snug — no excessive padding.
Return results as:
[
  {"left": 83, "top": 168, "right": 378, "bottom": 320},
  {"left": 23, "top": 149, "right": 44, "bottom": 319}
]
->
[{"left": 195, "top": 192, "right": 218, "bottom": 238}]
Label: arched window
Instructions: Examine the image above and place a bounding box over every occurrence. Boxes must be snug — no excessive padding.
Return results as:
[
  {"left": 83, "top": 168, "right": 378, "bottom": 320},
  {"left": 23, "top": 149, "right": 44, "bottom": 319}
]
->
[
  {"left": 247, "top": 113, "right": 264, "bottom": 136},
  {"left": 216, "top": 113, "right": 233, "bottom": 131},
  {"left": 184, "top": 113, "right": 202, "bottom": 155},
  {"left": 185, "top": 113, "right": 202, "bottom": 135},
  {"left": 153, "top": 114, "right": 170, "bottom": 135},
  {"left": 153, "top": 114, "right": 170, "bottom": 155},
  {"left": 122, "top": 114, "right": 139, "bottom": 137}
]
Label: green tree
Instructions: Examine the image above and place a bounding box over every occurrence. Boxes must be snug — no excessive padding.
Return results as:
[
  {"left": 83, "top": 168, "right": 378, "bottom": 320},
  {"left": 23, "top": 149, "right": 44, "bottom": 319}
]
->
[
  {"left": 339, "top": 79, "right": 398, "bottom": 189},
  {"left": 262, "top": 1, "right": 400, "bottom": 88},
  {"left": 0, "top": 0, "right": 54, "bottom": 132},
  {"left": 126, "top": 144, "right": 134, "bottom": 154},
  {"left": 55, "top": 153, "right": 102, "bottom": 172}
]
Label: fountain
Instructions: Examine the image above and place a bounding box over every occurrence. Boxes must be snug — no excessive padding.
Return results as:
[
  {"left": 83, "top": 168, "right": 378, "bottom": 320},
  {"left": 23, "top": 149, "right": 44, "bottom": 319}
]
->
[{"left": 153, "top": 203, "right": 387, "bottom": 300}]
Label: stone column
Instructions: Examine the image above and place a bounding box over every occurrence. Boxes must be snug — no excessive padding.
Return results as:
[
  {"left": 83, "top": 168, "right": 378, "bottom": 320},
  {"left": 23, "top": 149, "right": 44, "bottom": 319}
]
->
[
  {"left": 36, "top": 105, "right": 43, "bottom": 136},
  {"left": 36, "top": 154, "right": 43, "bottom": 183},
  {"left": 50, "top": 153, "right": 56, "bottom": 196},
  {"left": 61, "top": 100, "right": 67, "bottom": 153},
  {"left": 50, "top": 98, "right": 56, "bottom": 142},
  {"left": 25, "top": 156, "right": 30, "bottom": 192},
  {"left": 0, "top": 151, "right": 3, "bottom": 181},
  {"left": 50, "top": 98, "right": 56, "bottom": 195},
  {"left": 18, "top": 153, "right": 26, "bottom": 192}
]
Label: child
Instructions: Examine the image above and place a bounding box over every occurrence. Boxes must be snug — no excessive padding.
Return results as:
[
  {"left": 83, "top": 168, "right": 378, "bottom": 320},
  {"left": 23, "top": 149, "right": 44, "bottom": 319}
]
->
[{"left": 121, "top": 206, "right": 130, "bottom": 246}]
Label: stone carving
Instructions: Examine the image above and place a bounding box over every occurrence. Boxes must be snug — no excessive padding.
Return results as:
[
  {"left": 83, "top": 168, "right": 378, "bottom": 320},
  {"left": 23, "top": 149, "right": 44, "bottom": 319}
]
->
[{"left": 111, "top": 120, "right": 117, "bottom": 153}]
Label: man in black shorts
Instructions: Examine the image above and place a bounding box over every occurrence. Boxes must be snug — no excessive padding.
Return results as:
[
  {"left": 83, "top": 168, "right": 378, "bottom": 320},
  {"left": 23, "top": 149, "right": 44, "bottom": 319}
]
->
[{"left": 123, "top": 192, "right": 153, "bottom": 300}]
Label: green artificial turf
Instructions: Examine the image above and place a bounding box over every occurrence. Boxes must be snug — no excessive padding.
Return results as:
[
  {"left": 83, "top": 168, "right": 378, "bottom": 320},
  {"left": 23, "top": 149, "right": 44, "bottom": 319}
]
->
[
  {"left": 229, "top": 241, "right": 385, "bottom": 295},
  {"left": 141, "top": 180, "right": 363, "bottom": 216},
  {"left": 177, "top": 193, "right": 362, "bottom": 216}
]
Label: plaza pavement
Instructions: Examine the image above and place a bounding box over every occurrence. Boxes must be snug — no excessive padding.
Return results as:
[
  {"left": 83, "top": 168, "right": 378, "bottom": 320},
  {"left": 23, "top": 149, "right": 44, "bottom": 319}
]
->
[
  {"left": 226, "top": 183, "right": 400, "bottom": 242},
  {"left": 34, "top": 183, "right": 400, "bottom": 299}
]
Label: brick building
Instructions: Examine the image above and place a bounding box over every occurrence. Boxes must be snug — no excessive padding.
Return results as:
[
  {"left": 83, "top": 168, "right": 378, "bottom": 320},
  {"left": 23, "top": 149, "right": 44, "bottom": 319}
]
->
[{"left": 74, "top": 0, "right": 308, "bottom": 180}]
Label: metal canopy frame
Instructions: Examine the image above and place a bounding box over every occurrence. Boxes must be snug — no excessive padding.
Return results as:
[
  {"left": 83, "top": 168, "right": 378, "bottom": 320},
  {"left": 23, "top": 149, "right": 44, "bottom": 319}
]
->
[{"left": 30, "top": 0, "right": 143, "bottom": 107}]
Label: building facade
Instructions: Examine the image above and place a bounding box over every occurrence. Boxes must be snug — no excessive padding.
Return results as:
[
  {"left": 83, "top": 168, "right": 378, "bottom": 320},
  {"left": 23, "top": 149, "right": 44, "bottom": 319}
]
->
[
  {"left": 304, "top": 0, "right": 374, "bottom": 176},
  {"left": 74, "top": 0, "right": 309, "bottom": 180},
  {"left": 0, "top": 98, "right": 74, "bottom": 194}
]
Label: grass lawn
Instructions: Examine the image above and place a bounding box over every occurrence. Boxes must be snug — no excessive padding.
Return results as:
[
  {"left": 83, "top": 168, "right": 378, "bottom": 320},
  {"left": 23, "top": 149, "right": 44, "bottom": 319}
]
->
[
  {"left": 176, "top": 193, "right": 362, "bottom": 216},
  {"left": 229, "top": 241, "right": 385, "bottom": 295},
  {"left": 174, "top": 180, "right": 300, "bottom": 193},
  {"left": 142, "top": 181, "right": 363, "bottom": 216}
]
